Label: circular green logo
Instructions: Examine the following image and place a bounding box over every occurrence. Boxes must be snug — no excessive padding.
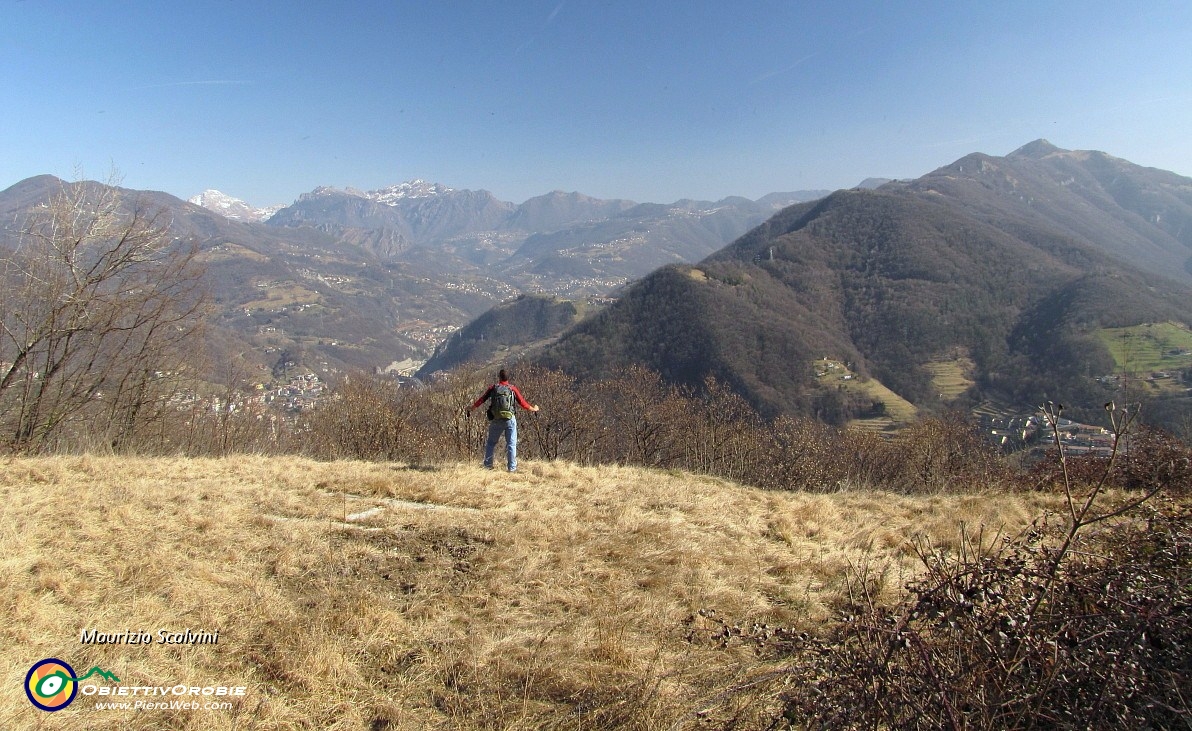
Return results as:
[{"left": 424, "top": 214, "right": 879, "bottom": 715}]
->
[{"left": 26, "top": 658, "right": 78, "bottom": 711}]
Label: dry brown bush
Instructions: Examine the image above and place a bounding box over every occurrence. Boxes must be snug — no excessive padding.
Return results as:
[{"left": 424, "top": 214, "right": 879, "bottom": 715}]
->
[
  {"left": 759, "top": 498, "right": 1192, "bottom": 730},
  {"left": 706, "top": 402, "right": 1192, "bottom": 730},
  {"left": 1029, "top": 424, "right": 1192, "bottom": 497},
  {"left": 878, "top": 411, "right": 1010, "bottom": 493},
  {"left": 302, "top": 366, "right": 1026, "bottom": 498},
  {"left": 512, "top": 364, "right": 605, "bottom": 464}
]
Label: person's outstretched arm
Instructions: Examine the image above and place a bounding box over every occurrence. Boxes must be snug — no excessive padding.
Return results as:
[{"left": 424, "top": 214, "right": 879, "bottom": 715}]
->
[
  {"left": 468, "top": 385, "right": 494, "bottom": 412},
  {"left": 510, "top": 385, "right": 539, "bottom": 411}
]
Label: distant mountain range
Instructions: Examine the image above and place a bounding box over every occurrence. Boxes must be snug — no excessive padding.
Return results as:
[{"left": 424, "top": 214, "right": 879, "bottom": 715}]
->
[
  {"left": 259, "top": 183, "right": 827, "bottom": 281},
  {"left": 0, "top": 174, "right": 825, "bottom": 381}
]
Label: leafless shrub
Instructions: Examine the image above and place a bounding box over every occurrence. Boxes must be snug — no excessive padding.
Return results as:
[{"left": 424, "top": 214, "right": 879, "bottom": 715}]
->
[
  {"left": 1119, "top": 426, "right": 1192, "bottom": 495},
  {"left": 681, "top": 377, "right": 770, "bottom": 483},
  {"left": 1028, "top": 405, "right": 1192, "bottom": 500},
  {"left": 159, "top": 402, "right": 290, "bottom": 456},
  {"left": 757, "top": 415, "right": 841, "bottom": 490},
  {"left": 304, "top": 369, "right": 499, "bottom": 464},
  {"left": 763, "top": 500, "right": 1191, "bottom": 730},
  {"left": 746, "top": 402, "right": 1192, "bottom": 730},
  {"left": 0, "top": 175, "right": 206, "bottom": 452},
  {"left": 880, "top": 411, "right": 1008, "bottom": 493},
  {"left": 306, "top": 373, "right": 412, "bottom": 461},
  {"left": 417, "top": 368, "right": 490, "bottom": 462},
  {"left": 301, "top": 365, "right": 1029, "bottom": 498},
  {"left": 757, "top": 412, "right": 1008, "bottom": 494},
  {"left": 516, "top": 363, "right": 606, "bottom": 464},
  {"left": 601, "top": 365, "right": 691, "bottom": 468}
]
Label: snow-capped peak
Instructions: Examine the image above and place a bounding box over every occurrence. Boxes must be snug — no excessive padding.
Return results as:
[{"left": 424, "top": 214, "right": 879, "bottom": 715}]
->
[
  {"left": 299, "top": 180, "right": 454, "bottom": 206},
  {"left": 364, "top": 180, "right": 455, "bottom": 205},
  {"left": 189, "top": 189, "right": 283, "bottom": 222}
]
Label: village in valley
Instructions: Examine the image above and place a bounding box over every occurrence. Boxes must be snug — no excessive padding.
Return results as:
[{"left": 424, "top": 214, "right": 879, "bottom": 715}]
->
[
  {"left": 817, "top": 350, "right": 1192, "bottom": 458},
  {"left": 986, "top": 413, "right": 1118, "bottom": 456},
  {"left": 168, "top": 370, "right": 329, "bottom": 422}
]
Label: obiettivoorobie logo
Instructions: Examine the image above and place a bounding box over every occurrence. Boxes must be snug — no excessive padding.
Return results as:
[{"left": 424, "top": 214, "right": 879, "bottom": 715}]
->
[{"left": 25, "top": 658, "right": 120, "bottom": 712}]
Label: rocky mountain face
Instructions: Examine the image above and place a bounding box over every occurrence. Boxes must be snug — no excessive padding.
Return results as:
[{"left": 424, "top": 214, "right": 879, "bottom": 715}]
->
[{"left": 354, "top": 179, "right": 455, "bottom": 204}]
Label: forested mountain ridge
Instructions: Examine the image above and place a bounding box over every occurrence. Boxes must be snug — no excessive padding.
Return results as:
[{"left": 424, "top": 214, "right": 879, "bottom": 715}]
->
[
  {"left": 902, "top": 139, "right": 1192, "bottom": 284},
  {"left": 537, "top": 142, "right": 1192, "bottom": 429},
  {"left": 418, "top": 294, "right": 585, "bottom": 377}
]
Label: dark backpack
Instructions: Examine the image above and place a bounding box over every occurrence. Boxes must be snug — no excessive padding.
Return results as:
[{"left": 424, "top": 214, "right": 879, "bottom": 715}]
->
[{"left": 488, "top": 384, "right": 516, "bottom": 420}]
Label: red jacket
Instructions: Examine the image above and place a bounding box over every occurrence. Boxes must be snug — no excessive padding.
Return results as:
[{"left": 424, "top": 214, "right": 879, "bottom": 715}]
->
[{"left": 470, "top": 381, "right": 535, "bottom": 412}]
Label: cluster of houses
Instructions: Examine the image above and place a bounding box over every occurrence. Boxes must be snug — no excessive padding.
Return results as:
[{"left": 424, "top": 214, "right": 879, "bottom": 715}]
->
[
  {"left": 985, "top": 413, "right": 1119, "bottom": 456},
  {"left": 397, "top": 321, "right": 459, "bottom": 350},
  {"left": 1097, "top": 371, "right": 1185, "bottom": 386},
  {"left": 815, "top": 358, "right": 856, "bottom": 380},
  {"left": 259, "top": 372, "right": 326, "bottom": 413},
  {"left": 168, "top": 372, "right": 329, "bottom": 420},
  {"left": 532, "top": 276, "right": 630, "bottom": 297},
  {"left": 297, "top": 268, "right": 352, "bottom": 288},
  {"left": 432, "top": 276, "right": 519, "bottom": 301}
]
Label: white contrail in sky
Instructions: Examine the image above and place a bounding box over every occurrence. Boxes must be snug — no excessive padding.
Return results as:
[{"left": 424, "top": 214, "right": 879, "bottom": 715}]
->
[
  {"left": 516, "top": 4, "right": 567, "bottom": 56},
  {"left": 750, "top": 53, "right": 818, "bottom": 85}
]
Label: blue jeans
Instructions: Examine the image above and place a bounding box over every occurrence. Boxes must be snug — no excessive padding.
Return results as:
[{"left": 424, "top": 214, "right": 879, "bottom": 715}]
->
[{"left": 484, "top": 417, "right": 517, "bottom": 471}]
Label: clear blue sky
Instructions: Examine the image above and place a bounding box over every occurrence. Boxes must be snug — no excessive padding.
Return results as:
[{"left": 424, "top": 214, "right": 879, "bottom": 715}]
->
[{"left": 3, "top": 1, "right": 1190, "bottom": 207}]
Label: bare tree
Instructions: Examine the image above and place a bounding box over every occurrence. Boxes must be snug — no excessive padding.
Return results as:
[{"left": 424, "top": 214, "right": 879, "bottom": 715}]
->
[{"left": 0, "top": 175, "right": 207, "bottom": 452}]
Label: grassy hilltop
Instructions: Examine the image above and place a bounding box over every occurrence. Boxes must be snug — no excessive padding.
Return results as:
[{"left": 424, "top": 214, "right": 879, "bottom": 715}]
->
[{"left": 1, "top": 456, "right": 1065, "bottom": 730}]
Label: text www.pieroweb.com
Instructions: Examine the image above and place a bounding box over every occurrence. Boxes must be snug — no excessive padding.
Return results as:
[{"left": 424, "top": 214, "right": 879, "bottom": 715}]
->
[{"left": 93, "top": 698, "right": 234, "bottom": 711}]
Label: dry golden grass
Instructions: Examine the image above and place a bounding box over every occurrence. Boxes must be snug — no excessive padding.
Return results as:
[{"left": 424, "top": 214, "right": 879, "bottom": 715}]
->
[
  {"left": 241, "top": 281, "right": 323, "bottom": 311},
  {"left": 925, "top": 350, "right": 976, "bottom": 401},
  {"left": 197, "top": 243, "right": 270, "bottom": 264},
  {"left": 839, "top": 376, "right": 918, "bottom": 430},
  {"left": 1, "top": 456, "right": 1064, "bottom": 730}
]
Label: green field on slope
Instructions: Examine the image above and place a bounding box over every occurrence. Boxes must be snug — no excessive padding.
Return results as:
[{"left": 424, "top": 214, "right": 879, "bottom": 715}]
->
[{"left": 1097, "top": 322, "right": 1192, "bottom": 374}]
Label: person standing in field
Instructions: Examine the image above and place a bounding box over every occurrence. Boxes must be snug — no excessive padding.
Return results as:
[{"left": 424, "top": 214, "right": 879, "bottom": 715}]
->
[{"left": 467, "top": 369, "right": 539, "bottom": 472}]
